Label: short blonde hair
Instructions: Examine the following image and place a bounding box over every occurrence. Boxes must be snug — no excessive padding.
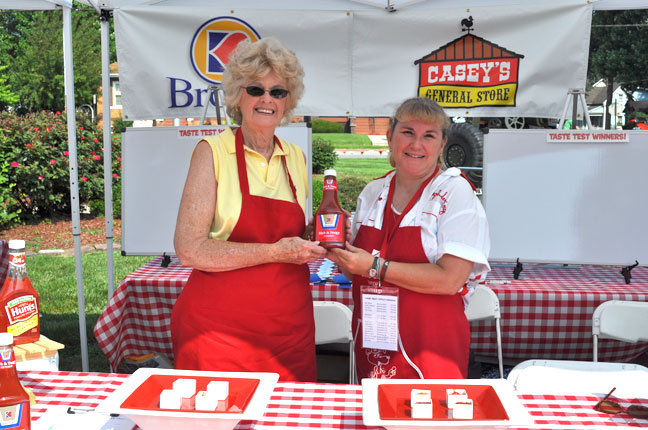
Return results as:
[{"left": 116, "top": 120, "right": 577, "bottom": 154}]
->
[
  {"left": 388, "top": 97, "right": 450, "bottom": 167},
  {"left": 222, "top": 38, "right": 304, "bottom": 125}
]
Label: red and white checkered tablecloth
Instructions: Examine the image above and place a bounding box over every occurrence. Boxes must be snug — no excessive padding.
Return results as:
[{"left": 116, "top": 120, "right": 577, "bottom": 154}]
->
[
  {"left": 94, "top": 257, "right": 648, "bottom": 371},
  {"left": 94, "top": 257, "right": 350, "bottom": 371},
  {"left": 471, "top": 264, "right": 648, "bottom": 363},
  {"left": 0, "top": 239, "right": 9, "bottom": 286},
  {"left": 21, "top": 370, "right": 648, "bottom": 429}
]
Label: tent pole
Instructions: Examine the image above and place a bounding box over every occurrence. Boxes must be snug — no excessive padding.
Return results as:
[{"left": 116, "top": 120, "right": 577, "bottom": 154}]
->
[
  {"left": 100, "top": 10, "right": 115, "bottom": 298},
  {"left": 62, "top": 4, "right": 89, "bottom": 372}
]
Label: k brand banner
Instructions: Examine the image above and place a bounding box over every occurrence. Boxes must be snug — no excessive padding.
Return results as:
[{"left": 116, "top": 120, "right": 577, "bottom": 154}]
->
[{"left": 114, "top": 1, "right": 591, "bottom": 120}]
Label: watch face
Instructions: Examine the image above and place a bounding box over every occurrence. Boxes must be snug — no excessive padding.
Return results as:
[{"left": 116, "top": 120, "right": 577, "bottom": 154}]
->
[{"left": 369, "top": 269, "right": 377, "bottom": 278}]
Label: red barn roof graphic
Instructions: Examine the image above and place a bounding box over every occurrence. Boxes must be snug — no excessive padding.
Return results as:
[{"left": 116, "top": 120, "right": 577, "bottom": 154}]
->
[
  {"left": 415, "top": 33, "right": 524, "bottom": 64},
  {"left": 414, "top": 33, "right": 525, "bottom": 108}
]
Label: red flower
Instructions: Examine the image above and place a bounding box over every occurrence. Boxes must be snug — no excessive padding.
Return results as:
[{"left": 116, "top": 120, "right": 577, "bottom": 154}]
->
[
  {"left": 80, "top": 136, "right": 85, "bottom": 140},
  {"left": 94, "top": 138, "right": 99, "bottom": 143},
  {"left": 25, "top": 144, "right": 32, "bottom": 148},
  {"left": 78, "top": 126, "right": 84, "bottom": 130},
  {"left": 38, "top": 175, "right": 43, "bottom": 181},
  {"left": 81, "top": 176, "right": 87, "bottom": 182},
  {"left": 33, "top": 127, "right": 38, "bottom": 131},
  {"left": 63, "top": 151, "right": 69, "bottom": 156},
  {"left": 118, "top": 157, "right": 122, "bottom": 161},
  {"left": 113, "top": 173, "right": 118, "bottom": 178},
  {"left": 10, "top": 162, "right": 18, "bottom": 168},
  {"left": 50, "top": 159, "right": 56, "bottom": 165},
  {"left": 93, "top": 155, "right": 101, "bottom": 161},
  {"left": 56, "top": 111, "right": 61, "bottom": 115},
  {"left": 47, "top": 128, "right": 51, "bottom": 132}
]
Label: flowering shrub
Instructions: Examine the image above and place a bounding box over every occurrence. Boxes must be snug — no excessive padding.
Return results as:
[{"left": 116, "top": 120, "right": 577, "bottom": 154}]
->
[{"left": 0, "top": 110, "right": 121, "bottom": 228}]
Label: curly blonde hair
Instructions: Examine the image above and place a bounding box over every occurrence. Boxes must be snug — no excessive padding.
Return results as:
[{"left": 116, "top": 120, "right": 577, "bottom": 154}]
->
[
  {"left": 221, "top": 38, "right": 305, "bottom": 125},
  {"left": 388, "top": 97, "right": 450, "bottom": 167}
]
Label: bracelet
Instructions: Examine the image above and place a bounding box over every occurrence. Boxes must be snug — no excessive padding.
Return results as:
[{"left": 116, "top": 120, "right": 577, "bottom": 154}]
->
[
  {"left": 379, "top": 259, "right": 390, "bottom": 282},
  {"left": 368, "top": 255, "right": 381, "bottom": 279}
]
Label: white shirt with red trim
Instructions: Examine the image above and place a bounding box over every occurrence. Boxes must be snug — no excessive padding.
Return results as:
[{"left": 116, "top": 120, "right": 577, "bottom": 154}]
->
[{"left": 351, "top": 167, "right": 490, "bottom": 306}]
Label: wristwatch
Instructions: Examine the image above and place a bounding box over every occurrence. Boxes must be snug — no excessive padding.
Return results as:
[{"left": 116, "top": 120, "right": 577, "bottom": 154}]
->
[{"left": 368, "top": 256, "right": 381, "bottom": 279}]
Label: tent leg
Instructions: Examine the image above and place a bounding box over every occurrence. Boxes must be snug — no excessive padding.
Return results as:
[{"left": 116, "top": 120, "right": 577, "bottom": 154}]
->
[
  {"left": 101, "top": 14, "right": 115, "bottom": 298},
  {"left": 62, "top": 5, "right": 89, "bottom": 372}
]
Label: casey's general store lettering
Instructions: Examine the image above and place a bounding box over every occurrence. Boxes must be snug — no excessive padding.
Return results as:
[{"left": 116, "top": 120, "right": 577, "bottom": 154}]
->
[{"left": 423, "top": 60, "right": 511, "bottom": 85}]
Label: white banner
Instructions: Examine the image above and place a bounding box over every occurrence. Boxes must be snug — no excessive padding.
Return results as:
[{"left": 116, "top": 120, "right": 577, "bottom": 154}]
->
[{"left": 115, "top": 1, "right": 592, "bottom": 120}]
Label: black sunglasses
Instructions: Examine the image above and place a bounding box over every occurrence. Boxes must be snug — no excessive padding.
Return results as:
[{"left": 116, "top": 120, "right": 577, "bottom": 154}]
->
[
  {"left": 593, "top": 387, "right": 648, "bottom": 419},
  {"left": 243, "top": 86, "right": 289, "bottom": 99}
]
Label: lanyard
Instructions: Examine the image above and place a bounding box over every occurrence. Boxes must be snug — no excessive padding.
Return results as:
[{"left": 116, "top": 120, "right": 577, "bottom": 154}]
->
[{"left": 379, "top": 166, "right": 439, "bottom": 255}]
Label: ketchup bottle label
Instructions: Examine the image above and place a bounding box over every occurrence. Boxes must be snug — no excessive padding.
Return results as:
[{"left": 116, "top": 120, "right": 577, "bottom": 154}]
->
[
  {"left": 0, "top": 404, "right": 25, "bottom": 427},
  {"left": 0, "top": 348, "right": 15, "bottom": 369},
  {"left": 315, "top": 214, "right": 344, "bottom": 243},
  {"left": 5, "top": 295, "right": 39, "bottom": 336},
  {"left": 323, "top": 178, "right": 337, "bottom": 191}
]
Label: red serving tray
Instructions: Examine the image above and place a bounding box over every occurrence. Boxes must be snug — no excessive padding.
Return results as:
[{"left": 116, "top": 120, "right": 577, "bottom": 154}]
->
[
  {"left": 378, "top": 384, "right": 509, "bottom": 421},
  {"left": 120, "top": 374, "right": 260, "bottom": 414}
]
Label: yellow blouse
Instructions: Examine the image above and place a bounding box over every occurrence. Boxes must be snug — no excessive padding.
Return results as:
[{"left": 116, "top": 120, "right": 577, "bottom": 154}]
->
[{"left": 203, "top": 128, "right": 309, "bottom": 240}]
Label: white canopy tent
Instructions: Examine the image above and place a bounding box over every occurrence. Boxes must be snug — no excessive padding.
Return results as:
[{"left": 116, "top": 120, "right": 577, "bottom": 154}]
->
[
  {"left": 0, "top": 0, "right": 89, "bottom": 371},
  {"left": 2, "top": 0, "right": 647, "bottom": 374}
]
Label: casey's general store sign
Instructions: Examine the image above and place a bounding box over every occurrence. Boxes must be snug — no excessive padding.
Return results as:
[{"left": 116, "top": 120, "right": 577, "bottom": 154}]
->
[{"left": 415, "top": 27, "right": 524, "bottom": 109}]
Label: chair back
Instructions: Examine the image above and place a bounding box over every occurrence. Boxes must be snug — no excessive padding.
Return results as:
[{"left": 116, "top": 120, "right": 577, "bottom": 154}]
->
[
  {"left": 313, "top": 301, "right": 353, "bottom": 344},
  {"left": 465, "top": 285, "right": 504, "bottom": 378},
  {"left": 313, "top": 301, "right": 355, "bottom": 384},
  {"left": 465, "top": 284, "right": 501, "bottom": 321},
  {"left": 508, "top": 359, "right": 648, "bottom": 397},
  {"left": 592, "top": 300, "right": 648, "bottom": 343}
]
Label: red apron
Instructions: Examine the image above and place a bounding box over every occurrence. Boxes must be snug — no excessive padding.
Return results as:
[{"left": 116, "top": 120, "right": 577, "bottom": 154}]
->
[
  {"left": 352, "top": 172, "right": 469, "bottom": 379},
  {"left": 171, "top": 129, "right": 316, "bottom": 382}
]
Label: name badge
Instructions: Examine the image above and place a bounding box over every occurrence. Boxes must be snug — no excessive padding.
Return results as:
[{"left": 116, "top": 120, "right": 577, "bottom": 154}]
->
[{"left": 361, "top": 284, "right": 399, "bottom": 351}]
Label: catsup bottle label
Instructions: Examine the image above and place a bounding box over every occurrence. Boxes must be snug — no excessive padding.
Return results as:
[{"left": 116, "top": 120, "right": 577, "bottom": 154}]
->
[
  {"left": 0, "top": 348, "right": 15, "bottom": 370},
  {"left": 5, "top": 295, "right": 39, "bottom": 336},
  {"left": 0, "top": 404, "right": 26, "bottom": 428},
  {"left": 323, "top": 177, "right": 337, "bottom": 191},
  {"left": 7, "top": 253, "right": 24, "bottom": 267},
  {"left": 315, "top": 213, "right": 344, "bottom": 243}
]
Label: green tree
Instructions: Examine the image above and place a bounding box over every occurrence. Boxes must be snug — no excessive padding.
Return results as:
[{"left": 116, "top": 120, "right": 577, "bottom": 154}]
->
[
  {"left": 589, "top": 10, "right": 648, "bottom": 129},
  {"left": 0, "top": 65, "right": 18, "bottom": 106},
  {"left": 0, "top": 11, "right": 33, "bottom": 111},
  {"left": 2, "top": 7, "right": 102, "bottom": 113}
]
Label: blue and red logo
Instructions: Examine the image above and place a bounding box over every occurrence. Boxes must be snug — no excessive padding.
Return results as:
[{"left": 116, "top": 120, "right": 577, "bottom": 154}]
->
[{"left": 190, "top": 17, "right": 260, "bottom": 84}]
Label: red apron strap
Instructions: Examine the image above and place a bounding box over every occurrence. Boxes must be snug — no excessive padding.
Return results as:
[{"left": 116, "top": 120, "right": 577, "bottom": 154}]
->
[
  {"left": 380, "top": 166, "right": 439, "bottom": 254},
  {"left": 235, "top": 128, "right": 299, "bottom": 204}
]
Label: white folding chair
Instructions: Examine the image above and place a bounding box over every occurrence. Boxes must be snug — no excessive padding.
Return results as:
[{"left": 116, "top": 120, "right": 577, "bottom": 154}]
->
[
  {"left": 465, "top": 285, "right": 504, "bottom": 378},
  {"left": 592, "top": 300, "right": 648, "bottom": 362},
  {"left": 507, "top": 359, "right": 648, "bottom": 397},
  {"left": 313, "top": 301, "right": 355, "bottom": 384}
]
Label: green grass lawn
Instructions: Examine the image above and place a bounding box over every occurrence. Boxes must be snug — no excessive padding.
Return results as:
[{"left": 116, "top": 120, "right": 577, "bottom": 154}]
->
[
  {"left": 333, "top": 158, "right": 392, "bottom": 181},
  {"left": 28, "top": 251, "right": 152, "bottom": 372},
  {"left": 313, "top": 133, "right": 374, "bottom": 149}
]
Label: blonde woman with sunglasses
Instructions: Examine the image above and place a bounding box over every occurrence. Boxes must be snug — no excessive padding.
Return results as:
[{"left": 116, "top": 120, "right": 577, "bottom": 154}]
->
[{"left": 172, "top": 38, "right": 327, "bottom": 381}]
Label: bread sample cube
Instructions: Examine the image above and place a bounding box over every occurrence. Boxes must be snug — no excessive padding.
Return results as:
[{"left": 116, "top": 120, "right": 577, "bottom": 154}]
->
[
  {"left": 195, "top": 390, "right": 218, "bottom": 411},
  {"left": 446, "top": 388, "right": 468, "bottom": 408},
  {"left": 410, "top": 389, "right": 431, "bottom": 405},
  {"left": 159, "top": 389, "right": 182, "bottom": 409},
  {"left": 411, "top": 399, "right": 433, "bottom": 419},
  {"left": 449, "top": 399, "right": 473, "bottom": 419},
  {"left": 207, "top": 380, "right": 229, "bottom": 400},
  {"left": 173, "top": 378, "right": 197, "bottom": 398}
]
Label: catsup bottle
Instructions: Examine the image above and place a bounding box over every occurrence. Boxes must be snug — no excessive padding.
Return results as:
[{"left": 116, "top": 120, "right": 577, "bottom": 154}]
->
[
  {"left": 0, "top": 332, "right": 31, "bottom": 429},
  {"left": 0, "top": 240, "right": 40, "bottom": 345},
  {"left": 314, "top": 169, "right": 346, "bottom": 249}
]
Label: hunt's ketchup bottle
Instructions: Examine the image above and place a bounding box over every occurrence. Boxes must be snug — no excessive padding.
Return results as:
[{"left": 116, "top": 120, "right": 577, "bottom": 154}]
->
[
  {"left": 0, "top": 240, "right": 40, "bottom": 345},
  {"left": 314, "top": 169, "right": 346, "bottom": 249},
  {"left": 0, "top": 332, "right": 31, "bottom": 429}
]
